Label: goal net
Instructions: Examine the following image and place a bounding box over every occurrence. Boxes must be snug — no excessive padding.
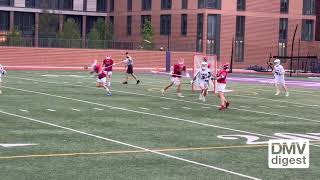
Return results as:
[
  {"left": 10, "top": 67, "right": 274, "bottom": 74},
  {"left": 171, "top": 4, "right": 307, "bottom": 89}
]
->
[{"left": 192, "top": 54, "right": 218, "bottom": 93}]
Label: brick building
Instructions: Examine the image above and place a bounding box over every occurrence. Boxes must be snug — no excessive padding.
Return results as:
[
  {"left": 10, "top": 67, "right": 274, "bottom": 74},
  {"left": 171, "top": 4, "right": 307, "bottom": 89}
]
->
[{"left": 0, "top": 0, "right": 320, "bottom": 68}]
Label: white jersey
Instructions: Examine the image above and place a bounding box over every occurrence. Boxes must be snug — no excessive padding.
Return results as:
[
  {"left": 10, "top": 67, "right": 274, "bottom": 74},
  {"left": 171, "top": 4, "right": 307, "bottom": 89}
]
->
[
  {"left": 0, "top": 67, "right": 6, "bottom": 78},
  {"left": 274, "top": 65, "right": 285, "bottom": 78},
  {"left": 124, "top": 56, "right": 133, "bottom": 66},
  {"left": 195, "top": 68, "right": 212, "bottom": 83}
]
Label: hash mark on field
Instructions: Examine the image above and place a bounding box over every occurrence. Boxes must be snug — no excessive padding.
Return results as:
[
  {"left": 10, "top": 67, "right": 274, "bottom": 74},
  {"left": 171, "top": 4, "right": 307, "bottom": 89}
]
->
[
  {"left": 19, "top": 109, "right": 29, "bottom": 113},
  {"left": 47, "top": 109, "right": 56, "bottom": 112},
  {"left": 71, "top": 108, "right": 81, "bottom": 112},
  {"left": 182, "top": 107, "right": 192, "bottom": 110},
  {"left": 138, "top": 107, "right": 150, "bottom": 111},
  {"left": 160, "top": 107, "right": 170, "bottom": 110},
  {"left": 93, "top": 108, "right": 104, "bottom": 111},
  {"left": 277, "top": 105, "right": 287, "bottom": 108},
  {"left": 239, "top": 106, "right": 251, "bottom": 109}
]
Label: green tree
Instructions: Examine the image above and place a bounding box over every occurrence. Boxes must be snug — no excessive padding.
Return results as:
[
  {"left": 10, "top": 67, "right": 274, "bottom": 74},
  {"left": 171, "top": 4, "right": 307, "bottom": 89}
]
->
[
  {"left": 87, "top": 18, "right": 114, "bottom": 49},
  {"left": 4, "top": 28, "right": 23, "bottom": 46},
  {"left": 87, "top": 25, "right": 102, "bottom": 49},
  {"left": 105, "top": 19, "right": 114, "bottom": 41},
  {"left": 140, "top": 21, "right": 154, "bottom": 50},
  {"left": 58, "top": 18, "right": 81, "bottom": 48},
  {"left": 39, "top": 10, "right": 59, "bottom": 38}
]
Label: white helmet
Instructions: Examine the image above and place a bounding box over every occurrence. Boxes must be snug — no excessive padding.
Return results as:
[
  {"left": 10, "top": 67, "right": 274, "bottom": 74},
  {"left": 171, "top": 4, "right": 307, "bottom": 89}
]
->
[
  {"left": 201, "top": 62, "right": 208, "bottom": 70},
  {"left": 274, "top": 59, "right": 281, "bottom": 65}
]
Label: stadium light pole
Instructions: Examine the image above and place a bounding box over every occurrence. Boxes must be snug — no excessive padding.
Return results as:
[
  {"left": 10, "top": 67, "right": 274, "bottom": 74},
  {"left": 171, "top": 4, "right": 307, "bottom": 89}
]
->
[{"left": 229, "top": 37, "right": 234, "bottom": 73}]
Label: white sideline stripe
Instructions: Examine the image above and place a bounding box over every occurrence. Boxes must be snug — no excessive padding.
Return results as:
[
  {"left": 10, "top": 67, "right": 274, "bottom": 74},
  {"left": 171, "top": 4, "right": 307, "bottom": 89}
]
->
[
  {"left": 8, "top": 77, "right": 320, "bottom": 124},
  {"left": 160, "top": 107, "right": 170, "bottom": 110},
  {"left": 0, "top": 110, "right": 261, "bottom": 180},
  {"left": 71, "top": 108, "right": 80, "bottom": 112},
  {"left": 3, "top": 86, "right": 275, "bottom": 139},
  {"left": 19, "top": 109, "right": 29, "bottom": 113},
  {"left": 93, "top": 108, "right": 104, "bottom": 111},
  {"left": 47, "top": 109, "right": 56, "bottom": 112},
  {"left": 138, "top": 107, "right": 150, "bottom": 111},
  {"left": 276, "top": 105, "right": 287, "bottom": 108},
  {"left": 182, "top": 107, "right": 192, "bottom": 110}
]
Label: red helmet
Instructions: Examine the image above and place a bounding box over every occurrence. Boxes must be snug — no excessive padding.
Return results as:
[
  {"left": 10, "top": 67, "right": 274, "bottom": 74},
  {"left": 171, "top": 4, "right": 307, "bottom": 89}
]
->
[
  {"left": 203, "top": 57, "right": 208, "bottom": 62},
  {"left": 222, "top": 63, "right": 229, "bottom": 69},
  {"left": 178, "top": 58, "right": 185, "bottom": 65}
]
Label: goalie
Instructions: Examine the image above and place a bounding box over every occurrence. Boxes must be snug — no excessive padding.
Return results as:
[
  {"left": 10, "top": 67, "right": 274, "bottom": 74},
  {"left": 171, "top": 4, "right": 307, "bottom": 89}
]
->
[
  {"left": 0, "top": 64, "right": 6, "bottom": 94},
  {"left": 191, "top": 62, "right": 212, "bottom": 102}
]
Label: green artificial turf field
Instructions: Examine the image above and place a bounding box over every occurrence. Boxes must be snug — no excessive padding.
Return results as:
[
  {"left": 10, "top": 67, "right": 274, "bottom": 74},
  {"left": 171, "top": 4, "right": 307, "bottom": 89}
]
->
[{"left": 0, "top": 71, "right": 319, "bottom": 180}]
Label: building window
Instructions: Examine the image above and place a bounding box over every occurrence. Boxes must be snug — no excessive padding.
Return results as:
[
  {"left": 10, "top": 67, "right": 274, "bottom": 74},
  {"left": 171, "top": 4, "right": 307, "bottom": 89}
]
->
[
  {"left": 279, "top": 18, "right": 288, "bottom": 41},
  {"left": 14, "top": 12, "right": 35, "bottom": 36},
  {"left": 0, "top": 0, "right": 13, "bottom": 6},
  {"left": 316, "top": 17, "right": 320, "bottom": 41},
  {"left": 127, "top": 0, "right": 132, "bottom": 11},
  {"left": 25, "top": 0, "right": 72, "bottom": 10},
  {"left": 235, "top": 16, "right": 245, "bottom": 61},
  {"left": 161, "top": 0, "right": 172, "bottom": 10},
  {"left": 0, "top": 11, "right": 9, "bottom": 31},
  {"left": 198, "top": 0, "right": 221, "bottom": 9},
  {"left": 127, "top": 16, "right": 132, "bottom": 36},
  {"left": 97, "top": 0, "right": 107, "bottom": 12},
  {"left": 181, "top": 14, "right": 187, "bottom": 36},
  {"left": 142, "top": 0, "right": 152, "bottom": 11},
  {"left": 141, "top": 15, "right": 151, "bottom": 32},
  {"left": 182, "top": 0, "right": 188, "bottom": 9},
  {"left": 237, "top": 0, "right": 245, "bottom": 11},
  {"left": 109, "top": 16, "right": 114, "bottom": 25},
  {"left": 196, "top": 14, "right": 204, "bottom": 52},
  {"left": 207, "top": 14, "right": 221, "bottom": 55},
  {"left": 280, "top": 0, "right": 289, "bottom": 13},
  {"left": 303, "top": 0, "right": 315, "bottom": 15},
  {"left": 160, "top": 15, "right": 171, "bottom": 35},
  {"left": 302, "top": 19, "right": 314, "bottom": 41},
  {"left": 109, "top": 0, "right": 114, "bottom": 12}
]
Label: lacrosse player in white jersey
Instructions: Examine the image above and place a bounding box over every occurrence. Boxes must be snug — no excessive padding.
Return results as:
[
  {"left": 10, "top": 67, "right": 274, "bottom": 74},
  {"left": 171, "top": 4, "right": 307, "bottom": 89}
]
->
[
  {"left": 273, "top": 59, "right": 289, "bottom": 96},
  {"left": 191, "top": 62, "right": 212, "bottom": 102},
  {"left": 0, "top": 64, "right": 6, "bottom": 94}
]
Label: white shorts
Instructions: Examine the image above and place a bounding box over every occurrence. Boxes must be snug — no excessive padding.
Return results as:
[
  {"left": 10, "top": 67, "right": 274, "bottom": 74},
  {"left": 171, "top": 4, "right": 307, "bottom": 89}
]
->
[
  {"left": 199, "top": 81, "right": 209, "bottom": 90},
  {"left": 171, "top": 77, "right": 181, "bottom": 86},
  {"left": 104, "top": 71, "right": 113, "bottom": 76},
  {"left": 217, "top": 83, "right": 226, "bottom": 93},
  {"left": 97, "top": 77, "right": 107, "bottom": 84},
  {"left": 274, "top": 76, "right": 285, "bottom": 85}
]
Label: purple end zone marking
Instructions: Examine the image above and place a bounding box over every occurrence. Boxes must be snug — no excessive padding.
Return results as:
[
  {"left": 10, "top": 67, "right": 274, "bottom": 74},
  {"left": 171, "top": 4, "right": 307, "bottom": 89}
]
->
[{"left": 229, "top": 76, "right": 320, "bottom": 90}]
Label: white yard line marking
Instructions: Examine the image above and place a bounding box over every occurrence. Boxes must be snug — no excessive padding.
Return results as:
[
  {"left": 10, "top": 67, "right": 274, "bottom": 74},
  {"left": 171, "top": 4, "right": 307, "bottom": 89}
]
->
[
  {"left": 182, "top": 107, "right": 192, "bottom": 110},
  {"left": 71, "top": 108, "right": 81, "bottom": 112},
  {"left": 0, "top": 110, "right": 261, "bottom": 180},
  {"left": 93, "top": 108, "right": 104, "bottom": 111},
  {"left": 239, "top": 106, "right": 251, "bottom": 109},
  {"left": 160, "top": 107, "right": 170, "bottom": 110},
  {"left": 4, "top": 86, "right": 320, "bottom": 149},
  {"left": 258, "top": 106, "right": 270, "bottom": 108},
  {"left": 138, "top": 107, "right": 150, "bottom": 111},
  {"left": 47, "top": 109, "right": 56, "bottom": 112},
  {"left": 276, "top": 105, "right": 287, "bottom": 108},
  {"left": 7, "top": 77, "right": 320, "bottom": 123},
  {"left": 202, "top": 107, "right": 211, "bottom": 109},
  {"left": 19, "top": 109, "right": 29, "bottom": 113}
]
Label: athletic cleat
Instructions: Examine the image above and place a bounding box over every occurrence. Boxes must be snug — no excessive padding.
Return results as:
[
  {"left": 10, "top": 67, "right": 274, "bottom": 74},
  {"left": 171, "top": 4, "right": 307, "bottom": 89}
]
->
[
  {"left": 219, "top": 105, "right": 226, "bottom": 111},
  {"left": 199, "top": 94, "right": 203, "bottom": 101},
  {"left": 177, "top": 93, "right": 184, "bottom": 98},
  {"left": 275, "top": 91, "right": 280, "bottom": 96},
  {"left": 161, "top": 89, "right": 165, "bottom": 96},
  {"left": 202, "top": 97, "right": 206, "bottom": 102},
  {"left": 0, "top": 90, "right": 2, "bottom": 94},
  {"left": 225, "top": 101, "right": 230, "bottom": 108},
  {"left": 123, "top": 81, "right": 128, "bottom": 84},
  {"left": 286, "top": 92, "right": 289, "bottom": 97},
  {"left": 106, "top": 92, "right": 112, "bottom": 96},
  {"left": 136, "top": 80, "right": 140, "bottom": 84}
]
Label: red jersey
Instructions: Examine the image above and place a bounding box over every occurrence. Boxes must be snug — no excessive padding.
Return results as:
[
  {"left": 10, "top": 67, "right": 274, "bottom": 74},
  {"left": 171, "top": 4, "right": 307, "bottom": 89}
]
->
[
  {"left": 103, "top": 59, "right": 114, "bottom": 71},
  {"left": 217, "top": 69, "right": 228, "bottom": 84},
  {"left": 172, "top": 64, "right": 186, "bottom": 78},
  {"left": 93, "top": 64, "right": 106, "bottom": 79},
  {"left": 98, "top": 71, "right": 107, "bottom": 79}
]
